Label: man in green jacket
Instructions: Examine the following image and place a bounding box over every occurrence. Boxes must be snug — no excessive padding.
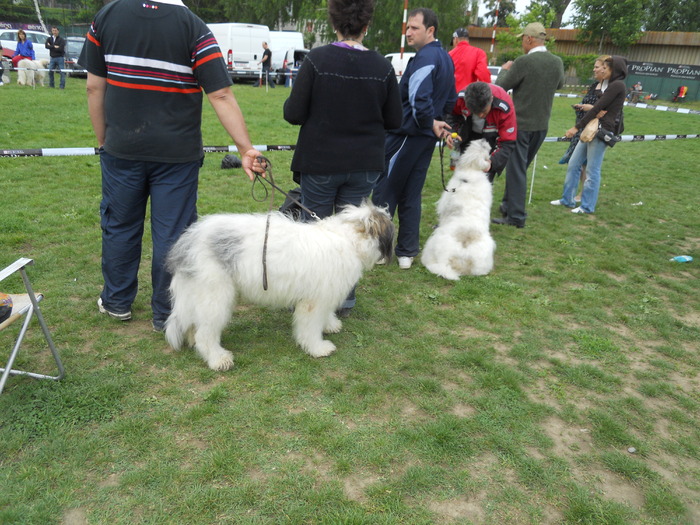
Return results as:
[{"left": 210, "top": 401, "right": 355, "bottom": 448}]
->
[{"left": 494, "top": 22, "right": 564, "bottom": 228}]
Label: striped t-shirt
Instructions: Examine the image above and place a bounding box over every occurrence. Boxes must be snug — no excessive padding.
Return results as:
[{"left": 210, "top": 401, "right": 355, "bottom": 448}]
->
[{"left": 80, "top": 0, "right": 232, "bottom": 162}]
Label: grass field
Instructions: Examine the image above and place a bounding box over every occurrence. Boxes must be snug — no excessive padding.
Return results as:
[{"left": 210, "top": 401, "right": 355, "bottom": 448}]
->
[{"left": 0, "top": 76, "right": 698, "bottom": 524}]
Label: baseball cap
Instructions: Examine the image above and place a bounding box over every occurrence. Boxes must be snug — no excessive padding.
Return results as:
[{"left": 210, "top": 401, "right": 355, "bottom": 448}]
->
[
  {"left": 516, "top": 22, "right": 547, "bottom": 39},
  {"left": 453, "top": 28, "right": 469, "bottom": 38}
]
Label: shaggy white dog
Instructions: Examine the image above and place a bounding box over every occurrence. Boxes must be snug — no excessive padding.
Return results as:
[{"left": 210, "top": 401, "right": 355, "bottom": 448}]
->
[
  {"left": 17, "top": 58, "right": 48, "bottom": 87},
  {"left": 1, "top": 58, "right": 10, "bottom": 84},
  {"left": 165, "top": 201, "right": 395, "bottom": 371},
  {"left": 421, "top": 139, "right": 496, "bottom": 280}
]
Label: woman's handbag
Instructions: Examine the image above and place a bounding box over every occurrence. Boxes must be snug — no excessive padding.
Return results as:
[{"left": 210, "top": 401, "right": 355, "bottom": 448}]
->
[{"left": 579, "top": 117, "right": 599, "bottom": 143}]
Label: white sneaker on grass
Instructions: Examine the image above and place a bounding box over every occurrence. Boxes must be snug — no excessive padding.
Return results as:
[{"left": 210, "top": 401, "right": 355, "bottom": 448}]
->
[
  {"left": 397, "top": 256, "right": 413, "bottom": 269},
  {"left": 97, "top": 297, "right": 132, "bottom": 321}
]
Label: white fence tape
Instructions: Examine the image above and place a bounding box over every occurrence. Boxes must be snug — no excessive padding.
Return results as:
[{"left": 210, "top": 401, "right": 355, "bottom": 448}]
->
[
  {"left": 2, "top": 136, "right": 698, "bottom": 158},
  {"left": 555, "top": 92, "right": 700, "bottom": 115}
]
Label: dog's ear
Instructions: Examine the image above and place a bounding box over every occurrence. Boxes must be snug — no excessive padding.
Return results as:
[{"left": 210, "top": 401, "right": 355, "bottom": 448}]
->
[{"left": 362, "top": 201, "right": 395, "bottom": 262}]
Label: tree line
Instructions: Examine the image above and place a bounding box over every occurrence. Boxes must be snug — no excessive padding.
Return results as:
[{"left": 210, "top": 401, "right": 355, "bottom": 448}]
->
[{"left": 1, "top": 0, "right": 697, "bottom": 53}]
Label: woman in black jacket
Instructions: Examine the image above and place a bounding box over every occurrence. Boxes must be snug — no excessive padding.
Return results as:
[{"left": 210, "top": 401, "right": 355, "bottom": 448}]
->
[
  {"left": 283, "top": 0, "right": 402, "bottom": 315},
  {"left": 551, "top": 55, "right": 627, "bottom": 214}
]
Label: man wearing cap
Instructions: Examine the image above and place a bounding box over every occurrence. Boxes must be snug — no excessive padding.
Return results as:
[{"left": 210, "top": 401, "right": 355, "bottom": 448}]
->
[
  {"left": 494, "top": 22, "right": 564, "bottom": 228},
  {"left": 449, "top": 27, "right": 491, "bottom": 95}
]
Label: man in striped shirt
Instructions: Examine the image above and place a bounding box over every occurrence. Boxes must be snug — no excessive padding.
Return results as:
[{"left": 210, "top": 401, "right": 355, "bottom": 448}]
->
[{"left": 80, "top": 0, "right": 265, "bottom": 332}]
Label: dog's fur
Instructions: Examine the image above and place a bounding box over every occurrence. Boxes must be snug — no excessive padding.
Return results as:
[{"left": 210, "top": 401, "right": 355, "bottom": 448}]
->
[
  {"left": 165, "top": 201, "right": 395, "bottom": 371},
  {"left": 421, "top": 139, "right": 496, "bottom": 279},
  {"left": 17, "top": 58, "right": 48, "bottom": 86},
  {"left": 1, "top": 58, "right": 10, "bottom": 84}
]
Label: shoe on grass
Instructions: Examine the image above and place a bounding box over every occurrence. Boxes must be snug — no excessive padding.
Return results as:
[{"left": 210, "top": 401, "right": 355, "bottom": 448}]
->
[
  {"left": 97, "top": 297, "right": 131, "bottom": 321},
  {"left": 397, "top": 256, "right": 413, "bottom": 269},
  {"left": 571, "top": 207, "right": 588, "bottom": 214}
]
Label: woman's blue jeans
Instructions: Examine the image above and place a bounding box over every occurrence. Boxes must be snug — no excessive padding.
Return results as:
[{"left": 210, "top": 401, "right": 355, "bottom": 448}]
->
[{"left": 560, "top": 136, "right": 608, "bottom": 213}]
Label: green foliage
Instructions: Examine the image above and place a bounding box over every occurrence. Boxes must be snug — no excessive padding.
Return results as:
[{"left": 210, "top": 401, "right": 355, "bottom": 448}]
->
[
  {"left": 572, "top": 0, "right": 644, "bottom": 49},
  {"left": 643, "top": 0, "right": 700, "bottom": 31}
]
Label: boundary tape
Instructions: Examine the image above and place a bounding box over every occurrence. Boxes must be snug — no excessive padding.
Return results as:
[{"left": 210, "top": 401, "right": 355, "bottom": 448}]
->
[
  {"left": 2, "top": 135, "right": 698, "bottom": 158},
  {"left": 543, "top": 134, "right": 699, "bottom": 143},
  {"left": 555, "top": 93, "right": 700, "bottom": 115},
  {"left": 1, "top": 144, "right": 296, "bottom": 158}
]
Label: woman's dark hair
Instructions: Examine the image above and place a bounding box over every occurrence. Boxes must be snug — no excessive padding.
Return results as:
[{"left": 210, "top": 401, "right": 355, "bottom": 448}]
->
[
  {"left": 408, "top": 8, "right": 439, "bottom": 37},
  {"left": 328, "top": 0, "right": 375, "bottom": 38}
]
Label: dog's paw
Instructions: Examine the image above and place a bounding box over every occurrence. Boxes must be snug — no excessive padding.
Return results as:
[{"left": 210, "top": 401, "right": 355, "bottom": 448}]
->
[
  {"left": 207, "top": 350, "right": 234, "bottom": 371},
  {"left": 324, "top": 315, "right": 342, "bottom": 334},
  {"left": 306, "top": 340, "right": 336, "bottom": 358}
]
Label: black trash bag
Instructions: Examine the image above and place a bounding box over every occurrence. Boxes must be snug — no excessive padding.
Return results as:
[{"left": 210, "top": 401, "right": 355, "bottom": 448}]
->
[{"left": 221, "top": 154, "right": 242, "bottom": 169}]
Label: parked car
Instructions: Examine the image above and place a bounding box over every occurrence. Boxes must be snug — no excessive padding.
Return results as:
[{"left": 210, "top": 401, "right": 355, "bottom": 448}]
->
[
  {"left": 64, "top": 36, "right": 86, "bottom": 77},
  {"left": 0, "top": 29, "right": 51, "bottom": 65},
  {"left": 488, "top": 65, "right": 502, "bottom": 83}
]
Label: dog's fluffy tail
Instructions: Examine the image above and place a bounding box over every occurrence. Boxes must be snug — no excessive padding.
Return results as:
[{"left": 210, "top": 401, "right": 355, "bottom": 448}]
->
[{"left": 164, "top": 274, "right": 188, "bottom": 351}]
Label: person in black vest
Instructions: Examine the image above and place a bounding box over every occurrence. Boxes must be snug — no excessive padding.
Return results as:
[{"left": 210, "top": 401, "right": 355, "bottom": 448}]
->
[{"left": 45, "top": 26, "right": 66, "bottom": 89}]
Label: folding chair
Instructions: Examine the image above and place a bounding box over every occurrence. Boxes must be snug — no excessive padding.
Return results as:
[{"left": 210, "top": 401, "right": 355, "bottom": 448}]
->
[{"left": 0, "top": 258, "right": 65, "bottom": 394}]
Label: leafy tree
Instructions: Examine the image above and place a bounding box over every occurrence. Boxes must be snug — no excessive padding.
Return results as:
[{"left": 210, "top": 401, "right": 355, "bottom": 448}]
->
[
  {"left": 519, "top": 0, "right": 573, "bottom": 28},
  {"left": 643, "top": 0, "right": 700, "bottom": 31},
  {"left": 482, "top": 0, "right": 517, "bottom": 26},
  {"left": 303, "top": 0, "right": 475, "bottom": 54},
  {"left": 571, "top": 0, "right": 644, "bottom": 50}
]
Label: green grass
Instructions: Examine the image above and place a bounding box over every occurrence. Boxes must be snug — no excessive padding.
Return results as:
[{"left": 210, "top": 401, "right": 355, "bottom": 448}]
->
[{"left": 0, "top": 76, "right": 699, "bottom": 524}]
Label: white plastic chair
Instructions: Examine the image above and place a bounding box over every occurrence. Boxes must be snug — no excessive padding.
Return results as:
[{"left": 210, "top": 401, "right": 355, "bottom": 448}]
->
[{"left": 0, "top": 258, "right": 65, "bottom": 394}]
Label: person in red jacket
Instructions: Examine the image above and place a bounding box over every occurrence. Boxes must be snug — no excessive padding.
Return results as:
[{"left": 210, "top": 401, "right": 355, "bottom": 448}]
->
[
  {"left": 449, "top": 81, "right": 517, "bottom": 182},
  {"left": 449, "top": 28, "right": 491, "bottom": 94}
]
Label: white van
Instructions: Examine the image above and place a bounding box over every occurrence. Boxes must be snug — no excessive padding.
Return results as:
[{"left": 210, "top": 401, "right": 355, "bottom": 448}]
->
[
  {"left": 268, "top": 31, "right": 304, "bottom": 70},
  {"left": 384, "top": 52, "right": 415, "bottom": 77},
  {"left": 207, "top": 23, "right": 270, "bottom": 82},
  {"left": 269, "top": 31, "right": 308, "bottom": 85}
]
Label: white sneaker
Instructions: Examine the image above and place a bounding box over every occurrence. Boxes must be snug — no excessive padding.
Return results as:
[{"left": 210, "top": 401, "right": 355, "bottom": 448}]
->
[
  {"left": 98, "top": 297, "right": 132, "bottom": 321},
  {"left": 550, "top": 199, "right": 563, "bottom": 206},
  {"left": 571, "top": 207, "right": 587, "bottom": 214},
  {"left": 397, "top": 256, "right": 413, "bottom": 269}
]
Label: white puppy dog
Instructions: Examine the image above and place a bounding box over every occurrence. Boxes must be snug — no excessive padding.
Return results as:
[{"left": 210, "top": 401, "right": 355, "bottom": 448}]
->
[
  {"left": 17, "top": 58, "right": 48, "bottom": 86},
  {"left": 421, "top": 139, "right": 496, "bottom": 280},
  {"left": 165, "top": 201, "right": 395, "bottom": 371}
]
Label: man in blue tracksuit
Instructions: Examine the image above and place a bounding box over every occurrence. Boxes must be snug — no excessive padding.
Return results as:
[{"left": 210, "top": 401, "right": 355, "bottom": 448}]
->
[{"left": 372, "top": 7, "right": 456, "bottom": 270}]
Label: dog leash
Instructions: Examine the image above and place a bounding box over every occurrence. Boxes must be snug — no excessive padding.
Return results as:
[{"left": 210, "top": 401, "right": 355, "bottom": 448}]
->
[
  {"left": 251, "top": 158, "right": 319, "bottom": 221},
  {"left": 251, "top": 156, "right": 319, "bottom": 291}
]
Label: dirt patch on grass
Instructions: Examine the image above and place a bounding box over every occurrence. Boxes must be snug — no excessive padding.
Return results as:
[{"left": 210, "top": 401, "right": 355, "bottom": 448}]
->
[
  {"left": 596, "top": 469, "right": 645, "bottom": 508},
  {"left": 62, "top": 508, "right": 88, "bottom": 525},
  {"left": 343, "top": 474, "right": 382, "bottom": 503},
  {"left": 542, "top": 416, "right": 593, "bottom": 456},
  {"left": 428, "top": 495, "right": 486, "bottom": 522}
]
